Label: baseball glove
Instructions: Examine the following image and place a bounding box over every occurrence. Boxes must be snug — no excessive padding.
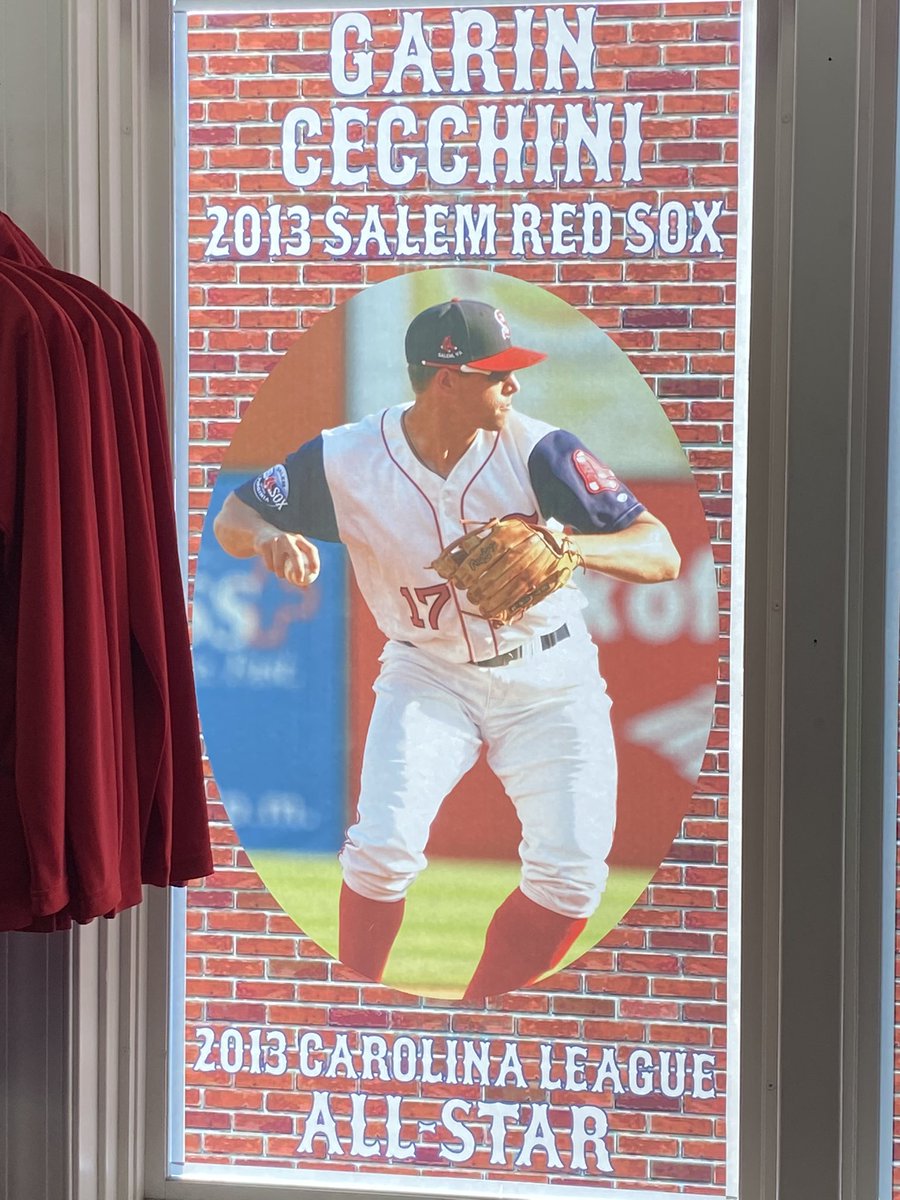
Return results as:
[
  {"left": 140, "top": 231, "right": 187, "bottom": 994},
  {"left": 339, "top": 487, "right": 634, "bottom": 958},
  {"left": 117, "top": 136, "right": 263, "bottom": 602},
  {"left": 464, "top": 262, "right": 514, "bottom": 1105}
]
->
[{"left": 430, "top": 517, "right": 584, "bottom": 625}]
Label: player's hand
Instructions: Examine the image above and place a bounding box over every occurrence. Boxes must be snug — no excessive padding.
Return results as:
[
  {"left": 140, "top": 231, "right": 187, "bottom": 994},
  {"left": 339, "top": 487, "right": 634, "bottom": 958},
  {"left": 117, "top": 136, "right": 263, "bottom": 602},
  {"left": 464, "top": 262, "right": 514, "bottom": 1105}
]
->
[{"left": 252, "top": 528, "right": 320, "bottom": 588}]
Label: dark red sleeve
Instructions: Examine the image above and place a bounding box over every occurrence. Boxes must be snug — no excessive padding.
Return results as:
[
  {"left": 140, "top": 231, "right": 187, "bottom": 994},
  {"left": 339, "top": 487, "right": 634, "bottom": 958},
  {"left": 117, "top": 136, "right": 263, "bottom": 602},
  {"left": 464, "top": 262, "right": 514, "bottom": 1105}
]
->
[
  {"left": 131, "top": 317, "right": 213, "bottom": 884},
  {"left": 45, "top": 273, "right": 212, "bottom": 888},
  {"left": 3, "top": 269, "right": 125, "bottom": 921},
  {"left": 0, "top": 288, "right": 68, "bottom": 929}
]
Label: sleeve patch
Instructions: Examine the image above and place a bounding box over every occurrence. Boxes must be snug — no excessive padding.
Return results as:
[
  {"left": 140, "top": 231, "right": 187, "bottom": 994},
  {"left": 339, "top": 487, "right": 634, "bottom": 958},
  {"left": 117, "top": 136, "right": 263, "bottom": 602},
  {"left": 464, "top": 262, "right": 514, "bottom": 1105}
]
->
[
  {"left": 572, "top": 449, "right": 621, "bottom": 495},
  {"left": 253, "top": 463, "right": 290, "bottom": 511}
]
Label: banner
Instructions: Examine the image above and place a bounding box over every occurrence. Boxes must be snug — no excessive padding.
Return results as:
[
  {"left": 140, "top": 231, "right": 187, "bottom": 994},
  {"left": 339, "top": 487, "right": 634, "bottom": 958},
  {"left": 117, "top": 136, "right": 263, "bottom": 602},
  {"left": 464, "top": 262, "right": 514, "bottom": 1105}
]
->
[{"left": 183, "top": 4, "right": 739, "bottom": 1192}]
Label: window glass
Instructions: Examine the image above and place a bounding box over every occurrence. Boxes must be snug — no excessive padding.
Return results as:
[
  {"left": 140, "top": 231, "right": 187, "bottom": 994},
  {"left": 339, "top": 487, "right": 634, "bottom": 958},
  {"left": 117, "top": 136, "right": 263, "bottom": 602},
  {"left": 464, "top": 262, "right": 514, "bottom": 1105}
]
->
[{"left": 176, "top": 2, "right": 742, "bottom": 1192}]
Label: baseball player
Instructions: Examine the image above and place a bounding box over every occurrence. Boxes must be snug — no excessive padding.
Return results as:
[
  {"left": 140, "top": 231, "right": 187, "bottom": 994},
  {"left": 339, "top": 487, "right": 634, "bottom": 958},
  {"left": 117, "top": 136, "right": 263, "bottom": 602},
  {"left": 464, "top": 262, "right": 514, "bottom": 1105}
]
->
[{"left": 214, "top": 298, "right": 680, "bottom": 1001}]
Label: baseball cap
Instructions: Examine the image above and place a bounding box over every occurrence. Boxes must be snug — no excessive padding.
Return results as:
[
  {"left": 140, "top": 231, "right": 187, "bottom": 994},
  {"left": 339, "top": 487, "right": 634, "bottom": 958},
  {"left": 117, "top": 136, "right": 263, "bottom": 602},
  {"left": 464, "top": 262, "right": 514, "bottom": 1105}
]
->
[{"left": 405, "top": 298, "right": 546, "bottom": 373}]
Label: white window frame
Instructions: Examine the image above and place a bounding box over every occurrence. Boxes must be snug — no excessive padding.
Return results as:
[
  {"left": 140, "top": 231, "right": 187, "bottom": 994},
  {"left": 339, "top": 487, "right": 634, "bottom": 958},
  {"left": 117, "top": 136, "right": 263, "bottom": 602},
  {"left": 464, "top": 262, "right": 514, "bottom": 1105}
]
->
[{"left": 1, "top": 0, "right": 897, "bottom": 1197}]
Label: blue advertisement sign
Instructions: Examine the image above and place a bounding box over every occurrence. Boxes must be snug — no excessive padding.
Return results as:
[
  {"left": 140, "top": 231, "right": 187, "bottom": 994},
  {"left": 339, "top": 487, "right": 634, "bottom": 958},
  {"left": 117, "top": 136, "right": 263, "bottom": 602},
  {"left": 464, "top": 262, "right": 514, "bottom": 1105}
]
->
[{"left": 193, "top": 475, "right": 347, "bottom": 852}]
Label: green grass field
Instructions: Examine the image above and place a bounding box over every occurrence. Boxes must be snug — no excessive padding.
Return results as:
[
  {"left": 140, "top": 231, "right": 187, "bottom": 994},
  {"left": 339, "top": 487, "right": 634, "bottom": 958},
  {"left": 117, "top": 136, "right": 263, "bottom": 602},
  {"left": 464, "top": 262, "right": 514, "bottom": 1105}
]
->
[{"left": 250, "top": 852, "right": 653, "bottom": 997}]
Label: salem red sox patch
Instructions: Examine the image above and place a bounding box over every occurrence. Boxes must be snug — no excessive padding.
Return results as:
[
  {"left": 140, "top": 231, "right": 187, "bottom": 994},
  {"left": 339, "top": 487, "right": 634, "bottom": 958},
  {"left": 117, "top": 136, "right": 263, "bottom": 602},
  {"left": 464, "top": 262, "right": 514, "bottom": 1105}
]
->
[
  {"left": 254, "top": 463, "right": 290, "bottom": 511},
  {"left": 572, "top": 448, "right": 620, "bottom": 494}
]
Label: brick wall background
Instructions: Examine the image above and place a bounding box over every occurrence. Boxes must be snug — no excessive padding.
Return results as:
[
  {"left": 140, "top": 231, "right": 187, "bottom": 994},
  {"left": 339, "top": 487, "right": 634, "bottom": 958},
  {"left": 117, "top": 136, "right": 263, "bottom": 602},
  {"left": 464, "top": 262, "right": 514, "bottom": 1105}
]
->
[{"left": 182, "top": 3, "right": 737, "bottom": 1192}]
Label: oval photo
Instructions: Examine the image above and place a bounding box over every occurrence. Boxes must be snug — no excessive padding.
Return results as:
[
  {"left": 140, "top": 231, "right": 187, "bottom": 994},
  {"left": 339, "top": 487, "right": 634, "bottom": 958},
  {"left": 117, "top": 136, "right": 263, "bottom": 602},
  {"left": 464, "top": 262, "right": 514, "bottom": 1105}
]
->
[{"left": 194, "top": 267, "right": 719, "bottom": 1000}]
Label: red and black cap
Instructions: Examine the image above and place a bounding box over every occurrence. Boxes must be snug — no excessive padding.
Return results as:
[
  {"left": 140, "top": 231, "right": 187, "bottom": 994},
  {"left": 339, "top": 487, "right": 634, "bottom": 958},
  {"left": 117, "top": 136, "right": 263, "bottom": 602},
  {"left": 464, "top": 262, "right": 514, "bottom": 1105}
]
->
[{"left": 405, "top": 298, "right": 546, "bottom": 373}]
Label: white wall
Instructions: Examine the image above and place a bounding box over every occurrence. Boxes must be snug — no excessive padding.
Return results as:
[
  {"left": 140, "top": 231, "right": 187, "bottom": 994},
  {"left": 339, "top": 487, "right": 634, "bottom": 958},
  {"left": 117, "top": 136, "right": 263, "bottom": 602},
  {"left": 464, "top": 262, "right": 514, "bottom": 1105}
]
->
[{"left": 1, "top": 6, "right": 75, "bottom": 1197}]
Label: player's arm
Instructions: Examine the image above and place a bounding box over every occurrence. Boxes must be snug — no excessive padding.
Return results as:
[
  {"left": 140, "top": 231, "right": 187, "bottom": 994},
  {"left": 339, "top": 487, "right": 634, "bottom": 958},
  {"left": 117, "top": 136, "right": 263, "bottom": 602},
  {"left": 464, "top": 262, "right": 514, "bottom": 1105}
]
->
[
  {"left": 214, "top": 492, "right": 320, "bottom": 587},
  {"left": 528, "top": 429, "right": 680, "bottom": 584},
  {"left": 213, "top": 437, "right": 339, "bottom": 589},
  {"left": 569, "top": 511, "right": 680, "bottom": 583}
]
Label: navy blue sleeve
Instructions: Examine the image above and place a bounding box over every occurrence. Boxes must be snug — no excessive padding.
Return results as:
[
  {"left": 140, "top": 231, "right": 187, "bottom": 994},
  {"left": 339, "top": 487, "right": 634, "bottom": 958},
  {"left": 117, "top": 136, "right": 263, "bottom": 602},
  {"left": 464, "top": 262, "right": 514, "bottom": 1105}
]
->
[
  {"left": 528, "top": 429, "right": 645, "bottom": 533},
  {"left": 233, "top": 435, "right": 341, "bottom": 542}
]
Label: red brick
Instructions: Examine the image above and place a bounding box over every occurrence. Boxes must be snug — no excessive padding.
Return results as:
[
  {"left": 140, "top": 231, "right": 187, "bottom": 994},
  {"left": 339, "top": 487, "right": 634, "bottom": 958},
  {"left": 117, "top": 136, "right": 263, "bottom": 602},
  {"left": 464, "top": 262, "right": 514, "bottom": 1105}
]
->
[
  {"left": 665, "top": 44, "right": 729, "bottom": 64},
  {"left": 266, "top": 1004, "right": 329, "bottom": 1025},
  {"left": 234, "top": 1114, "right": 294, "bottom": 1134},
  {"left": 649, "top": 931, "right": 712, "bottom": 953},
  {"left": 623, "top": 308, "right": 690, "bottom": 328},
  {"left": 600, "top": 927, "right": 647, "bottom": 949},
  {"left": 516, "top": 1017, "right": 581, "bottom": 1038},
  {"left": 187, "top": 934, "right": 232, "bottom": 954},
  {"left": 617, "top": 1133, "right": 678, "bottom": 1156},
  {"left": 652, "top": 1159, "right": 713, "bottom": 1182},
  {"left": 608, "top": 1156, "right": 649, "bottom": 1178},
  {"left": 202, "top": 1134, "right": 264, "bottom": 1154},
  {"left": 235, "top": 354, "right": 280, "bottom": 374},
  {"left": 190, "top": 354, "right": 236, "bottom": 373},
  {"left": 624, "top": 1091, "right": 681, "bottom": 1112},
  {"left": 204, "top": 1002, "right": 268, "bottom": 1022},
  {"left": 583, "top": 1019, "right": 647, "bottom": 1040},
  {"left": 274, "top": 51, "right": 332, "bottom": 73},
  {"left": 235, "top": 981, "right": 294, "bottom": 1002},
  {"left": 651, "top": 978, "right": 714, "bottom": 998},
  {"left": 684, "top": 1002, "right": 727, "bottom": 1023},
  {"left": 206, "top": 55, "right": 269, "bottom": 75},
  {"left": 190, "top": 78, "right": 237, "bottom": 98},
  {"left": 188, "top": 172, "right": 237, "bottom": 192},
  {"left": 266, "top": 954, "right": 326, "bottom": 979},
  {"left": 629, "top": 354, "right": 687, "bottom": 373},
  {"left": 694, "top": 166, "right": 739, "bottom": 185},
  {"left": 631, "top": 21, "right": 693, "bottom": 41},
  {"left": 692, "top": 261, "right": 736, "bottom": 281},
  {"left": 692, "top": 306, "right": 736, "bottom": 327},
  {"left": 599, "top": 45, "right": 662, "bottom": 66},
  {"left": 649, "top": 1023, "right": 712, "bottom": 1046},
  {"left": 239, "top": 78, "right": 301, "bottom": 98},
  {"left": 619, "top": 999, "right": 680, "bottom": 1020},
  {"left": 328, "top": 1007, "right": 391, "bottom": 1028},
  {"left": 664, "top": 1, "right": 729, "bottom": 11},
  {"left": 185, "top": 1110, "right": 230, "bottom": 1130},
  {"left": 591, "top": 283, "right": 656, "bottom": 304},
  {"left": 685, "top": 957, "right": 727, "bottom": 978},
  {"left": 698, "top": 19, "right": 741, "bottom": 40},
  {"left": 627, "top": 69, "right": 693, "bottom": 90},
  {"left": 663, "top": 94, "right": 727, "bottom": 113},
  {"left": 661, "top": 287, "right": 726, "bottom": 309},
  {"left": 204, "top": 12, "right": 267, "bottom": 26},
  {"left": 238, "top": 31, "right": 300, "bottom": 51},
  {"left": 209, "top": 147, "right": 272, "bottom": 169},
  {"left": 452, "top": 1014, "right": 516, "bottom": 1034},
  {"left": 698, "top": 68, "right": 741, "bottom": 89},
  {"left": 643, "top": 888, "right": 715, "bottom": 902},
  {"left": 207, "top": 99, "right": 269, "bottom": 122},
  {"left": 696, "top": 116, "right": 740, "bottom": 137},
  {"left": 189, "top": 33, "right": 237, "bottom": 52},
  {"left": 551, "top": 995, "right": 616, "bottom": 1017},
  {"left": 207, "top": 377, "right": 264, "bottom": 398},
  {"left": 204, "top": 1088, "right": 263, "bottom": 1110},
  {"left": 651, "top": 1113, "right": 716, "bottom": 1136},
  {"left": 240, "top": 310, "right": 299, "bottom": 328},
  {"left": 617, "top": 952, "right": 680, "bottom": 974}
]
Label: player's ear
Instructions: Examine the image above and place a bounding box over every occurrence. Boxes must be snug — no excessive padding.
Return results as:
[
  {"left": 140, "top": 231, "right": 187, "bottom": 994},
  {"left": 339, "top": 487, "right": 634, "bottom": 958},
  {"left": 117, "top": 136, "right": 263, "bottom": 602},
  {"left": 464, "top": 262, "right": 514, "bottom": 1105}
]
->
[{"left": 442, "top": 367, "right": 466, "bottom": 397}]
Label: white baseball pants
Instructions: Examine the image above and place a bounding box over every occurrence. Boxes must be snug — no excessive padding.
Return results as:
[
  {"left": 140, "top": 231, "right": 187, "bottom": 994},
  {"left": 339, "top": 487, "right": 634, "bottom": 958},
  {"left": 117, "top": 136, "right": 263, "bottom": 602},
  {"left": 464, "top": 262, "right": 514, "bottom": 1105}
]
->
[{"left": 339, "top": 630, "right": 617, "bottom": 919}]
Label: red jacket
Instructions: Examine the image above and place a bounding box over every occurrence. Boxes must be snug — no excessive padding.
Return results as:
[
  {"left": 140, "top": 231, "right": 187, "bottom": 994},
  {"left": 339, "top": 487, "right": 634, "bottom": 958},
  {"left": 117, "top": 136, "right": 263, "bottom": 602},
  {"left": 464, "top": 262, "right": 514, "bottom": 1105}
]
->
[{"left": 0, "top": 214, "right": 211, "bottom": 930}]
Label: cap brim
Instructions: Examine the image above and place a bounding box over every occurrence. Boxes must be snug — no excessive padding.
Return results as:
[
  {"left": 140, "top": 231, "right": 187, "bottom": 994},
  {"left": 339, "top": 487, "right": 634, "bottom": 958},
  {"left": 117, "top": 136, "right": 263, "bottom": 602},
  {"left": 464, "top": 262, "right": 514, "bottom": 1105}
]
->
[{"left": 467, "top": 346, "right": 547, "bottom": 371}]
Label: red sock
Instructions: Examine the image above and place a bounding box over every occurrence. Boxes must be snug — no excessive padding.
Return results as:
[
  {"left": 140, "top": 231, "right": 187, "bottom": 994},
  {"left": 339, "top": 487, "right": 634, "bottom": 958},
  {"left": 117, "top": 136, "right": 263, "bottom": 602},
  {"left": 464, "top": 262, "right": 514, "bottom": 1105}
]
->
[
  {"left": 338, "top": 883, "right": 405, "bottom": 982},
  {"left": 464, "top": 888, "right": 587, "bottom": 1003}
]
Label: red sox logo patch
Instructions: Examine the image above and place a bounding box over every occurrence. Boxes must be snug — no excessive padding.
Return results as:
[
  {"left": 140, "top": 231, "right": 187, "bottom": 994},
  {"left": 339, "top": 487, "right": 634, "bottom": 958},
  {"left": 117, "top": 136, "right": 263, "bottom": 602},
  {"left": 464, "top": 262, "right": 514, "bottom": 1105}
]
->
[
  {"left": 438, "top": 334, "right": 462, "bottom": 360},
  {"left": 572, "top": 449, "right": 620, "bottom": 494},
  {"left": 253, "top": 463, "right": 290, "bottom": 510}
]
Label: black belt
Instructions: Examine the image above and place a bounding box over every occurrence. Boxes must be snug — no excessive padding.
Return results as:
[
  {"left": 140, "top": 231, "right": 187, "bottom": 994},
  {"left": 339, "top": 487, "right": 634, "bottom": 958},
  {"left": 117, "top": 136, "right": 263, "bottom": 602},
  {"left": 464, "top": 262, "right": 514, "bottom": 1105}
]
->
[{"left": 472, "top": 625, "right": 570, "bottom": 668}]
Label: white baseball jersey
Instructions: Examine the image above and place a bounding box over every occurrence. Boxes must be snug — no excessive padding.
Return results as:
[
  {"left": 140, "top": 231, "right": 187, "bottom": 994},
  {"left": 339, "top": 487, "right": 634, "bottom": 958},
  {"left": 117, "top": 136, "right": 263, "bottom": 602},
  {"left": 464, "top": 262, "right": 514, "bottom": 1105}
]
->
[{"left": 237, "top": 404, "right": 644, "bottom": 664}]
